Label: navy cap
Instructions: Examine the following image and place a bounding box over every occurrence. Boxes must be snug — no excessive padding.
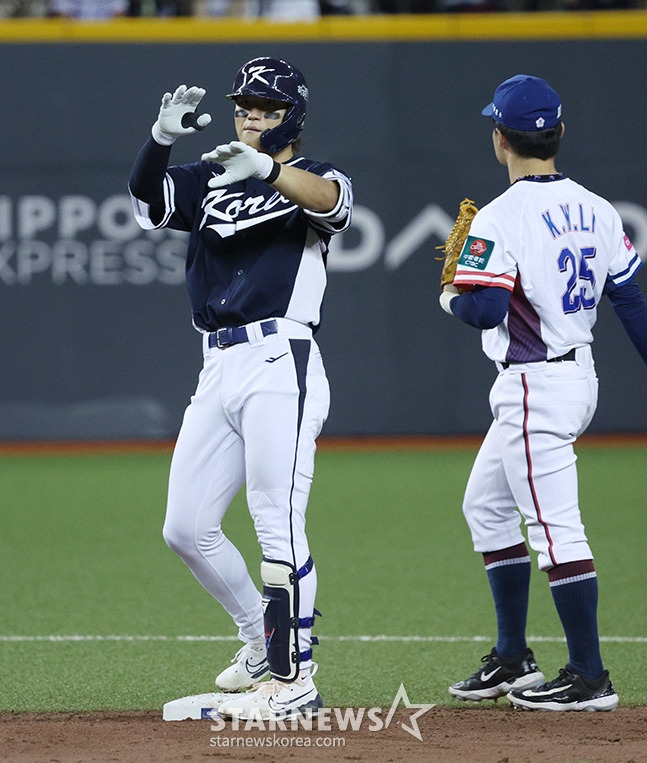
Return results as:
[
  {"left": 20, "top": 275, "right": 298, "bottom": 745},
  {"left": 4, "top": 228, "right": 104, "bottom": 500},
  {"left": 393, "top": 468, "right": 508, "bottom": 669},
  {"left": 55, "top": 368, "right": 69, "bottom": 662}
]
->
[{"left": 481, "top": 74, "right": 562, "bottom": 131}]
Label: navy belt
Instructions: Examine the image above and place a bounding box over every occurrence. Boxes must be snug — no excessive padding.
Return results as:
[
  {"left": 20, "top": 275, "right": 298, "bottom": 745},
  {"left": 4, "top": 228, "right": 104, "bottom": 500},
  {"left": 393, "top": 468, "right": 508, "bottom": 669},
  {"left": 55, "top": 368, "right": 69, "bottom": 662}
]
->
[
  {"left": 501, "top": 348, "right": 576, "bottom": 370},
  {"left": 209, "top": 319, "right": 278, "bottom": 349}
]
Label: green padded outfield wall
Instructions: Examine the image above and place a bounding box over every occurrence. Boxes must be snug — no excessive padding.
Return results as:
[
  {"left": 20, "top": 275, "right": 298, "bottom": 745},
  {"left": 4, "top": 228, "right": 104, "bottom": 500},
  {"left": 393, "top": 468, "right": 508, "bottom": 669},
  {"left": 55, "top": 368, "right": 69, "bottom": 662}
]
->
[{"left": 1, "top": 13, "right": 646, "bottom": 439}]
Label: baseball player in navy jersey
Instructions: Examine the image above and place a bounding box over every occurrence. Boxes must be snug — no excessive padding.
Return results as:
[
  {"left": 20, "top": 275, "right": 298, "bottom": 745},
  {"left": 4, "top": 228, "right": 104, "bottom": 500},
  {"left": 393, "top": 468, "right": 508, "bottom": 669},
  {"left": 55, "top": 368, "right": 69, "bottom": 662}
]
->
[
  {"left": 128, "top": 57, "right": 352, "bottom": 720},
  {"left": 440, "top": 75, "right": 647, "bottom": 711}
]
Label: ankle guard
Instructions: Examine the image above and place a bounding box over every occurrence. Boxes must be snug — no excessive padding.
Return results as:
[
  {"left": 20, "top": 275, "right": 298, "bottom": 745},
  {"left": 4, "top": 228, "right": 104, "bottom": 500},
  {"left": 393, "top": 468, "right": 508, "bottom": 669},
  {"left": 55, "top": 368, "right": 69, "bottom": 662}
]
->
[{"left": 261, "top": 556, "right": 318, "bottom": 682}]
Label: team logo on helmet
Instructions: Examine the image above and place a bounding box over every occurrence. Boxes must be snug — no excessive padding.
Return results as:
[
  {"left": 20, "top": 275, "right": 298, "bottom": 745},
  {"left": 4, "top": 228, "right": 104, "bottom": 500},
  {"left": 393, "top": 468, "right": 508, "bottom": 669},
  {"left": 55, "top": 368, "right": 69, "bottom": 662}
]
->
[{"left": 241, "top": 65, "right": 275, "bottom": 87}]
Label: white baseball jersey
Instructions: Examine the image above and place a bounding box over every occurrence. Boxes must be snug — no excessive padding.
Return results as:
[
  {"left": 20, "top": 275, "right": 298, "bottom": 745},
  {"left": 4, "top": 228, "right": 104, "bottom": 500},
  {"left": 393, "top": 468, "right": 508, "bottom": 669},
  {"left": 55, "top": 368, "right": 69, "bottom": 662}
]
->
[{"left": 453, "top": 177, "right": 642, "bottom": 364}]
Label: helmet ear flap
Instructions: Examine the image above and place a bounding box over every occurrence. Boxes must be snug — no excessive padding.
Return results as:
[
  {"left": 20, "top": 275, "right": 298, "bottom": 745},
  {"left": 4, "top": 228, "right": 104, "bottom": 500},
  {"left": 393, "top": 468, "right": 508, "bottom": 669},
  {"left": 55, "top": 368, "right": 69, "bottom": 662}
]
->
[{"left": 259, "top": 103, "right": 306, "bottom": 154}]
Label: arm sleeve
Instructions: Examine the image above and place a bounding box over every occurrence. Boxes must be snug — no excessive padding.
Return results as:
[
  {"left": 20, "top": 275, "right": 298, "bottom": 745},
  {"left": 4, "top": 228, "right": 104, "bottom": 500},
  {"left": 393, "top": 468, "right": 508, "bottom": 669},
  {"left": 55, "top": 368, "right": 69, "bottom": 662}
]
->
[
  {"left": 128, "top": 137, "right": 173, "bottom": 224},
  {"left": 604, "top": 276, "right": 647, "bottom": 365},
  {"left": 450, "top": 286, "right": 511, "bottom": 329}
]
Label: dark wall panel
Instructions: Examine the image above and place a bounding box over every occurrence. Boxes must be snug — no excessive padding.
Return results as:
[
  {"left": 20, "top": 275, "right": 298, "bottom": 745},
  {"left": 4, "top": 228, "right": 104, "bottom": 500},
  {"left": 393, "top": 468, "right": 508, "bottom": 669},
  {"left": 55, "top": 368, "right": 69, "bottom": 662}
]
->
[{"left": 1, "top": 38, "right": 646, "bottom": 438}]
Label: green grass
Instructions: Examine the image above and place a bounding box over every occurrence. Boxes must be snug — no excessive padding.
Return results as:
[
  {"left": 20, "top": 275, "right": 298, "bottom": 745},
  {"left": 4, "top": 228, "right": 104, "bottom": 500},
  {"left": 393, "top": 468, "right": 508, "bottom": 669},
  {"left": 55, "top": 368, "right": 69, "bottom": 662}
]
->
[{"left": 1, "top": 444, "right": 646, "bottom": 712}]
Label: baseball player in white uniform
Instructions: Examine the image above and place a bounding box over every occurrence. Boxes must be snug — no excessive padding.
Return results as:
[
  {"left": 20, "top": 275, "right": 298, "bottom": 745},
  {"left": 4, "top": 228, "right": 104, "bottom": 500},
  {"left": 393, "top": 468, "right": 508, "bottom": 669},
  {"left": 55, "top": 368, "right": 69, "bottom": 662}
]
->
[
  {"left": 128, "top": 57, "right": 353, "bottom": 719},
  {"left": 440, "top": 75, "right": 647, "bottom": 711}
]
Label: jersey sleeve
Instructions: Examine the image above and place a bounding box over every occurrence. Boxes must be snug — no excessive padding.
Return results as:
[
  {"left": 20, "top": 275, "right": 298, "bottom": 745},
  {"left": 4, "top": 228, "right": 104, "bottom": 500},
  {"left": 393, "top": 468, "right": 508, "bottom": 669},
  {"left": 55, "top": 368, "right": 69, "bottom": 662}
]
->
[
  {"left": 130, "top": 157, "right": 205, "bottom": 233},
  {"left": 607, "top": 229, "right": 643, "bottom": 287},
  {"left": 452, "top": 205, "right": 517, "bottom": 292},
  {"left": 128, "top": 137, "right": 173, "bottom": 230},
  {"left": 302, "top": 168, "right": 353, "bottom": 234}
]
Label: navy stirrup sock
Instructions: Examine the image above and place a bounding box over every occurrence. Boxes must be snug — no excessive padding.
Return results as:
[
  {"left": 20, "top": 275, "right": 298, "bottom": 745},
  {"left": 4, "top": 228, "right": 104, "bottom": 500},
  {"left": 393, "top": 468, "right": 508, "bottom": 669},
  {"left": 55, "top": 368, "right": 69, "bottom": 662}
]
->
[
  {"left": 483, "top": 542, "right": 531, "bottom": 663},
  {"left": 548, "top": 560, "right": 604, "bottom": 679}
]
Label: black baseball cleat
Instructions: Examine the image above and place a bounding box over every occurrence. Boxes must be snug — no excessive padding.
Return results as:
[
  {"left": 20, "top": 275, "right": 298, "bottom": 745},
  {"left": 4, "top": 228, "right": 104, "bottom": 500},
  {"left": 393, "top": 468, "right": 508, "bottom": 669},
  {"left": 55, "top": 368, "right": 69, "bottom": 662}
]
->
[
  {"left": 507, "top": 666, "right": 619, "bottom": 712},
  {"left": 449, "top": 647, "right": 545, "bottom": 701}
]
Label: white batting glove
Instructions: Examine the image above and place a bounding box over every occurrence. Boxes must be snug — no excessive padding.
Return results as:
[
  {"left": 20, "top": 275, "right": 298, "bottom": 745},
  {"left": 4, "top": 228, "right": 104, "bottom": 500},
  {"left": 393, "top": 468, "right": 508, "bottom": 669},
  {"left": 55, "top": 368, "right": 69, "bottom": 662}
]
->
[
  {"left": 202, "top": 141, "right": 275, "bottom": 188},
  {"left": 152, "top": 85, "right": 212, "bottom": 146}
]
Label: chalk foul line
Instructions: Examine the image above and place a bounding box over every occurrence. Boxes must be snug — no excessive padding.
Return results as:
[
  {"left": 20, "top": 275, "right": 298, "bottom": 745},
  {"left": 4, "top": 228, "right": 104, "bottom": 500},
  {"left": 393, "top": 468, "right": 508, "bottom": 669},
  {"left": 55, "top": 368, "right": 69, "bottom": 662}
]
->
[{"left": 0, "top": 634, "right": 646, "bottom": 643}]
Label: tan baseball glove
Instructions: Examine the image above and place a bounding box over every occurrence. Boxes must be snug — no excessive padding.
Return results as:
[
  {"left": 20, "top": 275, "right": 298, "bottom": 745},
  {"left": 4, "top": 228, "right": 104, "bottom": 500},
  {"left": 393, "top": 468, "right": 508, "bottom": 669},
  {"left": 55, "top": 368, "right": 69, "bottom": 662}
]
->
[{"left": 436, "top": 198, "right": 478, "bottom": 291}]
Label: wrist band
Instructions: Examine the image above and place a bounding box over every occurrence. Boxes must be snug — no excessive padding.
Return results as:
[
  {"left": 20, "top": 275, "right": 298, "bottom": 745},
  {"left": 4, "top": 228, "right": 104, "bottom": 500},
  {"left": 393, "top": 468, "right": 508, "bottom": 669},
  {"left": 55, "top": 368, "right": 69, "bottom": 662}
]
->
[
  {"left": 439, "top": 290, "right": 458, "bottom": 315},
  {"left": 265, "top": 161, "right": 281, "bottom": 183}
]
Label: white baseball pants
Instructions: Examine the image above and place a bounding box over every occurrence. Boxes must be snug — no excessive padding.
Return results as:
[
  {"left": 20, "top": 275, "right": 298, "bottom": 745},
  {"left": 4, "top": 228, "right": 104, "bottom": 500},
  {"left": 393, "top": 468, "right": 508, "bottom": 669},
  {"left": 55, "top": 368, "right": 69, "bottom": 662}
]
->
[
  {"left": 463, "top": 346, "right": 598, "bottom": 570},
  {"left": 163, "top": 318, "right": 330, "bottom": 655}
]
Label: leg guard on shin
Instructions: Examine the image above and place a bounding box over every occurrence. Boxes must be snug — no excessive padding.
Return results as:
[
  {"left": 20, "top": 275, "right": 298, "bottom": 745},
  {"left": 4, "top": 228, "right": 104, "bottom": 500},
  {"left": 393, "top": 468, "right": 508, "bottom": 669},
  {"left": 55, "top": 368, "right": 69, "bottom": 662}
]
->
[{"left": 261, "top": 556, "right": 318, "bottom": 683}]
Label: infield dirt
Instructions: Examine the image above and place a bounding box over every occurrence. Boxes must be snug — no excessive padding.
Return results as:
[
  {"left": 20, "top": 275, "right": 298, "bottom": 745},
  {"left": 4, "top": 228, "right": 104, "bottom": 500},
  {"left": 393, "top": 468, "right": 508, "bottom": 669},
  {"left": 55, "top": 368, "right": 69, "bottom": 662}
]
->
[{"left": 1, "top": 706, "right": 646, "bottom": 762}]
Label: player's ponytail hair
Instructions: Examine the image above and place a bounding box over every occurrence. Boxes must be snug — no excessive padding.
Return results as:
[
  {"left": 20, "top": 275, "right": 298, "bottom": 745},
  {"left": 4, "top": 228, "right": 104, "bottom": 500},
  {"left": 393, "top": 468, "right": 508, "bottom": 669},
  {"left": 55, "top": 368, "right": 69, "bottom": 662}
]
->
[{"left": 496, "top": 122, "right": 563, "bottom": 161}]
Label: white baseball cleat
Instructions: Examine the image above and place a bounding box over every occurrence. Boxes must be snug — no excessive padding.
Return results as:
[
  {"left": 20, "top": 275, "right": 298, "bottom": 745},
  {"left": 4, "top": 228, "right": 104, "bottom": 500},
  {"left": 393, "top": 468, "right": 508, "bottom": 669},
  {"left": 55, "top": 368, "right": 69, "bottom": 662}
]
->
[
  {"left": 218, "top": 664, "right": 322, "bottom": 720},
  {"left": 215, "top": 641, "right": 270, "bottom": 692}
]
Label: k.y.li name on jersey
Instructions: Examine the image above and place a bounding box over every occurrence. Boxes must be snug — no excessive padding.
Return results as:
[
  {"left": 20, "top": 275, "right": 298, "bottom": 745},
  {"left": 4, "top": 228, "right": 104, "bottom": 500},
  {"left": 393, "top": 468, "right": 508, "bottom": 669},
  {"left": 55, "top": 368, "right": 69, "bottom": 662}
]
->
[{"left": 542, "top": 203, "right": 596, "bottom": 239}]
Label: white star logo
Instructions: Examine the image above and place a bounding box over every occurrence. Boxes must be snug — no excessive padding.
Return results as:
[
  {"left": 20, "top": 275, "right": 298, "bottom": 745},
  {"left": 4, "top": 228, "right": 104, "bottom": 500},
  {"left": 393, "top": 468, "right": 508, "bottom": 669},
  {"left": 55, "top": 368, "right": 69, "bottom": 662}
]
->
[{"left": 383, "top": 683, "right": 435, "bottom": 742}]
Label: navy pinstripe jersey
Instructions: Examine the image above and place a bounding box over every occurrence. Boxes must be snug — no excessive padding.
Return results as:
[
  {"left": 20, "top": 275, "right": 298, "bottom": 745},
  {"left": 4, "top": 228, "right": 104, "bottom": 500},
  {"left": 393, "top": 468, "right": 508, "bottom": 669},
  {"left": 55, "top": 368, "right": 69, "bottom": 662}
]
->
[{"left": 131, "top": 155, "right": 353, "bottom": 333}]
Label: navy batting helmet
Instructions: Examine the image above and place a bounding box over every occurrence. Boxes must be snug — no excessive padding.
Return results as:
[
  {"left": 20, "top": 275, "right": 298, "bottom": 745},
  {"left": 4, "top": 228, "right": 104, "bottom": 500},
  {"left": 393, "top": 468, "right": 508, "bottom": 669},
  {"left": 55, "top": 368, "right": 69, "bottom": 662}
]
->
[{"left": 226, "top": 57, "right": 308, "bottom": 154}]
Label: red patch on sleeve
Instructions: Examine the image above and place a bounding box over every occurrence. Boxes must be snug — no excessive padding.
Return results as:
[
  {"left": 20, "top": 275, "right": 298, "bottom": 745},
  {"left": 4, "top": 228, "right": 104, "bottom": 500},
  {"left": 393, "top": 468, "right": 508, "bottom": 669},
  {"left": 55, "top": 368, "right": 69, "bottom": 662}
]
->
[{"left": 470, "top": 239, "right": 488, "bottom": 256}]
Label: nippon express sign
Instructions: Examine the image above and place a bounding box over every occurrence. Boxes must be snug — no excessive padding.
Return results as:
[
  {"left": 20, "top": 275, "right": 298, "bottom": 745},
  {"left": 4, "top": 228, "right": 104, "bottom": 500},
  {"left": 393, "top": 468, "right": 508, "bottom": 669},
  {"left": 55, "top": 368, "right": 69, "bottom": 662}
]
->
[{"left": 0, "top": 194, "right": 187, "bottom": 287}]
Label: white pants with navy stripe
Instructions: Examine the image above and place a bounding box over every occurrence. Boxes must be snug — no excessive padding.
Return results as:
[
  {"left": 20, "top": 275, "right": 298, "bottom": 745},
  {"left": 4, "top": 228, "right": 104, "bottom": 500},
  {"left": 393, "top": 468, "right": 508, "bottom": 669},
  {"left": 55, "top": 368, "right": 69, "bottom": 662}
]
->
[
  {"left": 163, "top": 318, "right": 330, "bottom": 660},
  {"left": 463, "top": 347, "right": 598, "bottom": 571}
]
